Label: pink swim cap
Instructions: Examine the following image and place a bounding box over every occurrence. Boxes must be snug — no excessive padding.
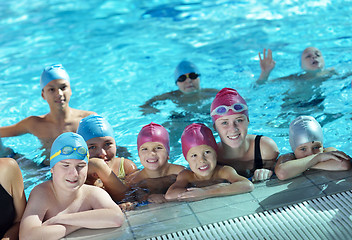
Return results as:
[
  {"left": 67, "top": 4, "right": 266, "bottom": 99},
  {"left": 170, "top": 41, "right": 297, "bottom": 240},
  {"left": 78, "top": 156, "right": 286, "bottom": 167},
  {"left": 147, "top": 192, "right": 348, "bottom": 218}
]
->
[
  {"left": 181, "top": 123, "right": 218, "bottom": 159},
  {"left": 210, "top": 88, "right": 248, "bottom": 123},
  {"left": 137, "top": 122, "right": 170, "bottom": 154}
]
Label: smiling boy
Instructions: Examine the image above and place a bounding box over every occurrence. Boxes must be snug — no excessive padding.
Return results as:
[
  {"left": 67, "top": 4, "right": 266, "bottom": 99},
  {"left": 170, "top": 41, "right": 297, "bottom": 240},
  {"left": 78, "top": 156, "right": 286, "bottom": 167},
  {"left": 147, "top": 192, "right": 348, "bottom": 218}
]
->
[
  {"left": 19, "top": 132, "right": 124, "bottom": 240},
  {"left": 0, "top": 64, "right": 95, "bottom": 162}
]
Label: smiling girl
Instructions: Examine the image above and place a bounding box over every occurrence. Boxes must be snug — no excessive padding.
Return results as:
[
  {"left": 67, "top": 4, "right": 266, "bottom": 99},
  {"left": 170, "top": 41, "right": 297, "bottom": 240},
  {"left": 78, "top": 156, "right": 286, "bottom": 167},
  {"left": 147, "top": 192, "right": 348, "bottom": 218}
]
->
[{"left": 210, "top": 88, "right": 279, "bottom": 182}]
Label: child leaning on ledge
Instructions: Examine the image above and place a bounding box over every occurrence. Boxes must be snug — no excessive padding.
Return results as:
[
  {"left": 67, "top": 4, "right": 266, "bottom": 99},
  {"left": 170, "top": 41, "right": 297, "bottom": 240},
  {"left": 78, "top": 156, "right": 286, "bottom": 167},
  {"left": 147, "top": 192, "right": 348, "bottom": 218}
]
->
[
  {"left": 125, "top": 123, "right": 185, "bottom": 204},
  {"left": 165, "top": 123, "right": 254, "bottom": 202},
  {"left": 19, "top": 132, "right": 124, "bottom": 240},
  {"left": 275, "top": 116, "right": 351, "bottom": 180}
]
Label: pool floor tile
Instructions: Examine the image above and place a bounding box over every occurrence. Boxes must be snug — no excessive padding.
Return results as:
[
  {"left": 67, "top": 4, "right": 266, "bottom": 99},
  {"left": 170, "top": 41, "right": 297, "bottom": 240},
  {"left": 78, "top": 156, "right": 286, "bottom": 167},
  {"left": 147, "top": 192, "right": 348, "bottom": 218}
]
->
[
  {"left": 127, "top": 202, "right": 193, "bottom": 227},
  {"left": 187, "top": 192, "right": 255, "bottom": 213},
  {"left": 195, "top": 200, "right": 264, "bottom": 225},
  {"left": 132, "top": 214, "right": 201, "bottom": 240}
]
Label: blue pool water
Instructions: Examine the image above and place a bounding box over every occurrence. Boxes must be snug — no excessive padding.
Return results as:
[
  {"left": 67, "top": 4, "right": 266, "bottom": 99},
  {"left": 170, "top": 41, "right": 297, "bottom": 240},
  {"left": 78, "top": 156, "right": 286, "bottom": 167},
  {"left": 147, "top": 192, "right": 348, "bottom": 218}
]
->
[{"left": 1, "top": 0, "right": 352, "bottom": 198}]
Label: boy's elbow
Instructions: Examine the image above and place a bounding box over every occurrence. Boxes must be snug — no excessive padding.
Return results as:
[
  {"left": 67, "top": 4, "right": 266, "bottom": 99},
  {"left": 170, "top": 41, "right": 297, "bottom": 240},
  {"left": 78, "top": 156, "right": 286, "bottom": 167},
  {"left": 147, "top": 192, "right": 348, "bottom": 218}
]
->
[
  {"left": 340, "top": 160, "right": 352, "bottom": 171},
  {"left": 240, "top": 181, "right": 254, "bottom": 193},
  {"left": 112, "top": 213, "right": 125, "bottom": 228}
]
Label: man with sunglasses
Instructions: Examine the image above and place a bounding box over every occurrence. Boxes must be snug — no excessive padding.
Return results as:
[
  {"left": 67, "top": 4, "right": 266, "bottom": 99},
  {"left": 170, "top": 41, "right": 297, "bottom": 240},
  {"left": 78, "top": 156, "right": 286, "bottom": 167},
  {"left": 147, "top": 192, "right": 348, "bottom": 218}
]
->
[
  {"left": 20, "top": 132, "right": 124, "bottom": 240},
  {"left": 0, "top": 64, "right": 95, "bottom": 164},
  {"left": 139, "top": 60, "right": 219, "bottom": 155}
]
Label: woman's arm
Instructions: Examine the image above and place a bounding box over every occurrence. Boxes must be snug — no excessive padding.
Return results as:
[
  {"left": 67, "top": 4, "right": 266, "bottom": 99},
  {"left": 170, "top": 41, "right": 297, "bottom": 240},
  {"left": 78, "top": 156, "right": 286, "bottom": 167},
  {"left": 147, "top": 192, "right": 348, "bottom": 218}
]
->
[{"left": 1, "top": 159, "right": 26, "bottom": 240}]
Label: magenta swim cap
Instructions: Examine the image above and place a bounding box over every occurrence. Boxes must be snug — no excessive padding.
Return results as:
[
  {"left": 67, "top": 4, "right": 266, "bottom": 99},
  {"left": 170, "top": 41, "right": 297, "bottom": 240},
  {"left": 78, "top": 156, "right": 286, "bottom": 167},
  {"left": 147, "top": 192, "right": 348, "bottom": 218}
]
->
[
  {"left": 137, "top": 122, "right": 170, "bottom": 154},
  {"left": 181, "top": 123, "right": 218, "bottom": 159},
  {"left": 210, "top": 88, "right": 248, "bottom": 123}
]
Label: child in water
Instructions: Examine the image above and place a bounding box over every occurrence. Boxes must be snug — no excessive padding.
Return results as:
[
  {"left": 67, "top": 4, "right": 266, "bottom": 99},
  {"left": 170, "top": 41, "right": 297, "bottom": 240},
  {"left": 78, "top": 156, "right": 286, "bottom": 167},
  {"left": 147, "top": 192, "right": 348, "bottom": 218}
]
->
[
  {"left": 125, "top": 122, "right": 185, "bottom": 203},
  {"left": 165, "top": 123, "right": 253, "bottom": 201},
  {"left": 257, "top": 47, "right": 336, "bottom": 83},
  {"left": 77, "top": 115, "right": 138, "bottom": 209},
  {"left": 210, "top": 88, "right": 279, "bottom": 181},
  {"left": 0, "top": 64, "right": 95, "bottom": 162},
  {"left": 20, "top": 132, "right": 124, "bottom": 240},
  {"left": 275, "top": 116, "right": 351, "bottom": 180}
]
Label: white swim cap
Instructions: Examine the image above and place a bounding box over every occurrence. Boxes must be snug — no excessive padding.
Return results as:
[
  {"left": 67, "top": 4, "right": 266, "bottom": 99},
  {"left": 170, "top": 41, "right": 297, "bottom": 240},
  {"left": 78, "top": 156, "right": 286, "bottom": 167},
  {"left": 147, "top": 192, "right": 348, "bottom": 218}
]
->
[{"left": 289, "top": 116, "right": 323, "bottom": 151}]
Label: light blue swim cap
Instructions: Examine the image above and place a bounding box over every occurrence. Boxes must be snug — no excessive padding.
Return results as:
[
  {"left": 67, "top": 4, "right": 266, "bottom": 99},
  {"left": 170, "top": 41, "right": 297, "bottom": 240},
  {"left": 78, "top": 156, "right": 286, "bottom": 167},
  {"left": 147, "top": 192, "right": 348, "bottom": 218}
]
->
[
  {"left": 77, "top": 115, "right": 115, "bottom": 142},
  {"left": 50, "top": 132, "right": 89, "bottom": 169},
  {"left": 174, "top": 60, "right": 200, "bottom": 84},
  {"left": 40, "top": 63, "right": 70, "bottom": 90},
  {"left": 289, "top": 116, "right": 324, "bottom": 151}
]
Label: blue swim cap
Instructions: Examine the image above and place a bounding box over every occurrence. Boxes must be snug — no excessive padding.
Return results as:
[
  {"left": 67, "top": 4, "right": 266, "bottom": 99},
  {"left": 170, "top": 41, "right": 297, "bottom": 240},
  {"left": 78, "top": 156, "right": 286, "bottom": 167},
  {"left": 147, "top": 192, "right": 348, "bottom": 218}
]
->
[
  {"left": 174, "top": 61, "right": 200, "bottom": 84},
  {"left": 40, "top": 63, "right": 70, "bottom": 90},
  {"left": 77, "top": 115, "right": 115, "bottom": 142},
  {"left": 50, "top": 132, "right": 89, "bottom": 169}
]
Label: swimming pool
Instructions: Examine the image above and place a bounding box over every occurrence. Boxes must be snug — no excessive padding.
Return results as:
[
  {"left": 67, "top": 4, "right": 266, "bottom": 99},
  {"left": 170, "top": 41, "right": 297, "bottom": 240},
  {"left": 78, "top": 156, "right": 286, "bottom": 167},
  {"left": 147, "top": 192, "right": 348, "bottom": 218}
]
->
[{"left": 1, "top": 0, "right": 352, "bottom": 199}]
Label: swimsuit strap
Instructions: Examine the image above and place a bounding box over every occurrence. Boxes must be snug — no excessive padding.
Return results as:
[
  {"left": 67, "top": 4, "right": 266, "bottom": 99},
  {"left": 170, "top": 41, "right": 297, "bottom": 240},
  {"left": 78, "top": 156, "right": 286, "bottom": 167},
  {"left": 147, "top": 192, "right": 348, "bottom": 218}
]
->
[
  {"left": 254, "top": 135, "right": 263, "bottom": 169},
  {"left": 117, "top": 157, "right": 126, "bottom": 180}
]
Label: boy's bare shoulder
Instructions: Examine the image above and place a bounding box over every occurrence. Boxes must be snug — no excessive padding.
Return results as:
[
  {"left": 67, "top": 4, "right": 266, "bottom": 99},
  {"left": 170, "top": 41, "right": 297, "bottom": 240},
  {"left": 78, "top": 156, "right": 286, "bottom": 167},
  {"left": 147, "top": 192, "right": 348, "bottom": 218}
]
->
[
  {"left": 169, "top": 163, "right": 186, "bottom": 175},
  {"left": 71, "top": 108, "right": 96, "bottom": 118},
  {"left": 29, "top": 181, "right": 53, "bottom": 201}
]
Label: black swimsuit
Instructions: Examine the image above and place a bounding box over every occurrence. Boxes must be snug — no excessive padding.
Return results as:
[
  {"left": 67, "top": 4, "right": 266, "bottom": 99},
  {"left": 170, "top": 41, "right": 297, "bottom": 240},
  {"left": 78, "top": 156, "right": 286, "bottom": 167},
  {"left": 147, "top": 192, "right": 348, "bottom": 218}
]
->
[
  {"left": 241, "top": 135, "right": 263, "bottom": 178},
  {"left": 0, "top": 184, "right": 15, "bottom": 238}
]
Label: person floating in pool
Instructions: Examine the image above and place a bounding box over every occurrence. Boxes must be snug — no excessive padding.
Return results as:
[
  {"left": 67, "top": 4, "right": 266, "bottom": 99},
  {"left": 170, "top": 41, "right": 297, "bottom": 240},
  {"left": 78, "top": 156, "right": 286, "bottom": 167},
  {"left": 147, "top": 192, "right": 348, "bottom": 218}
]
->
[
  {"left": 20, "top": 132, "right": 124, "bottom": 240},
  {"left": 210, "top": 88, "right": 279, "bottom": 182},
  {"left": 0, "top": 64, "right": 96, "bottom": 164},
  {"left": 275, "top": 116, "right": 351, "bottom": 180},
  {"left": 165, "top": 123, "right": 253, "bottom": 202},
  {"left": 77, "top": 115, "right": 138, "bottom": 211},
  {"left": 139, "top": 60, "right": 219, "bottom": 157},
  {"left": 140, "top": 60, "right": 218, "bottom": 115},
  {"left": 0, "top": 158, "right": 26, "bottom": 240},
  {"left": 256, "top": 47, "right": 337, "bottom": 84},
  {"left": 125, "top": 122, "right": 185, "bottom": 204}
]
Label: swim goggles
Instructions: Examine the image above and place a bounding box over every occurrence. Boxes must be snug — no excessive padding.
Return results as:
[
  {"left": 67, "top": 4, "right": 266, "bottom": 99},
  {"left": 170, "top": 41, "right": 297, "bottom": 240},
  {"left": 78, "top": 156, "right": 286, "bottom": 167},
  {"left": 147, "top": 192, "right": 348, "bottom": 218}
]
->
[
  {"left": 210, "top": 103, "right": 247, "bottom": 116},
  {"left": 177, "top": 72, "right": 200, "bottom": 82},
  {"left": 50, "top": 146, "right": 89, "bottom": 161}
]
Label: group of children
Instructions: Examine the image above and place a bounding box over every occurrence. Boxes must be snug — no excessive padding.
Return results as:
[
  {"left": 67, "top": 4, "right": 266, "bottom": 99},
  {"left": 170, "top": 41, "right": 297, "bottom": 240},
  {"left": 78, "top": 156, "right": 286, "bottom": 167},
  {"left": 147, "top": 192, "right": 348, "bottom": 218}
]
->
[{"left": 1, "top": 47, "right": 351, "bottom": 239}]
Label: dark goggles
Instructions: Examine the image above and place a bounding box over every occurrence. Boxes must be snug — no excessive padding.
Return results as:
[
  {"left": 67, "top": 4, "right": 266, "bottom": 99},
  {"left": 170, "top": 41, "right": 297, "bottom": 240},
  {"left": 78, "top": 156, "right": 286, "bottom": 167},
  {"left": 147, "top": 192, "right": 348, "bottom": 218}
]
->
[{"left": 176, "top": 72, "right": 200, "bottom": 83}]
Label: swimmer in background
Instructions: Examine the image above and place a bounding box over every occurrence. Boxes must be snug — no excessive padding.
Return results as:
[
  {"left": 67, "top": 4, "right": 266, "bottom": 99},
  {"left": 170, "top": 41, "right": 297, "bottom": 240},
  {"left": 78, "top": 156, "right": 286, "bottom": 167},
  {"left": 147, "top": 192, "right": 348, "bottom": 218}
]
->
[
  {"left": 210, "top": 88, "right": 279, "bottom": 182},
  {"left": 77, "top": 115, "right": 138, "bottom": 211},
  {"left": 165, "top": 123, "right": 253, "bottom": 202},
  {"left": 257, "top": 47, "right": 337, "bottom": 84},
  {"left": 0, "top": 158, "right": 26, "bottom": 240},
  {"left": 20, "top": 132, "right": 124, "bottom": 240},
  {"left": 0, "top": 64, "right": 95, "bottom": 163},
  {"left": 275, "top": 116, "right": 351, "bottom": 180},
  {"left": 139, "top": 61, "right": 219, "bottom": 157},
  {"left": 125, "top": 122, "right": 185, "bottom": 204},
  {"left": 139, "top": 60, "right": 219, "bottom": 116}
]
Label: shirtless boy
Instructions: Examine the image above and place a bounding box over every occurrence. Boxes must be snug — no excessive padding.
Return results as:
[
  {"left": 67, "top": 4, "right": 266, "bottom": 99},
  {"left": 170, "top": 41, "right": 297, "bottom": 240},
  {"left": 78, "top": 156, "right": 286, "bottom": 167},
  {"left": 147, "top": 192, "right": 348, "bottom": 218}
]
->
[{"left": 0, "top": 64, "right": 95, "bottom": 162}]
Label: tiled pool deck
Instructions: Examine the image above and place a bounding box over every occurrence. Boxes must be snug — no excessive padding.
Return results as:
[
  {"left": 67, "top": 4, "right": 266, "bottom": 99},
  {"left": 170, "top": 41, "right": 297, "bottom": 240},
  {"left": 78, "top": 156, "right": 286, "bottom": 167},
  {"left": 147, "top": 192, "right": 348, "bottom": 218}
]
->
[{"left": 64, "top": 169, "right": 352, "bottom": 240}]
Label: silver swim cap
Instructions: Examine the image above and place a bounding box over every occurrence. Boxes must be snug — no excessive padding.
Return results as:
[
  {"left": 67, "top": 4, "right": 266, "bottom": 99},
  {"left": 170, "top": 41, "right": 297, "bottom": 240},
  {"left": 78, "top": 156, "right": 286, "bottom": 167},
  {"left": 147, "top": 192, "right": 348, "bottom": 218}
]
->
[{"left": 289, "top": 116, "right": 323, "bottom": 151}]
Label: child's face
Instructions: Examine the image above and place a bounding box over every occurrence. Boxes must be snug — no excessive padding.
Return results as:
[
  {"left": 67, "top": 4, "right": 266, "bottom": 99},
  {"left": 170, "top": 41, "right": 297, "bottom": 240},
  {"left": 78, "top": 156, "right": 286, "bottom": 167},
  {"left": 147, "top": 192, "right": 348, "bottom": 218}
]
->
[
  {"left": 42, "top": 79, "right": 72, "bottom": 108},
  {"left": 187, "top": 145, "right": 217, "bottom": 177},
  {"left": 214, "top": 114, "right": 249, "bottom": 149},
  {"left": 294, "top": 141, "right": 323, "bottom": 159},
  {"left": 51, "top": 159, "right": 88, "bottom": 192},
  {"left": 176, "top": 73, "right": 200, "bottom": 94},
  {"left": 138, "top": 142, "right": 169, "bottom": 171},
  {"left": 300, "top": 47, "right": 325, "bottom": 72},
  {"left": 86, "top": 136, "right": 116, "bottom": 164}
]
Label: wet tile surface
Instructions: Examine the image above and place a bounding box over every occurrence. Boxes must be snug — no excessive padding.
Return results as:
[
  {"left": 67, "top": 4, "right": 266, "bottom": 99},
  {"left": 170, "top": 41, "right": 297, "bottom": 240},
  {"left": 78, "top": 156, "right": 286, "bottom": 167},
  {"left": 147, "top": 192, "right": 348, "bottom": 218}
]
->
[{"left": 65, "top": 169, "right": 352, "bottom": 240}]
